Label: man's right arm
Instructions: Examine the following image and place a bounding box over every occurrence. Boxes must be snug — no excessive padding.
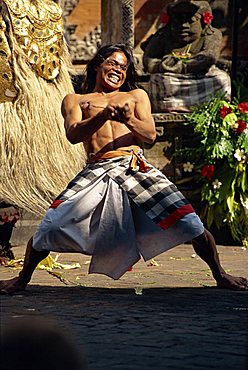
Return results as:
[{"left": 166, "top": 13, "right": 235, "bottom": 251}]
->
[{"left": 61, "top": 94, "right": 110, "bottom": 144}]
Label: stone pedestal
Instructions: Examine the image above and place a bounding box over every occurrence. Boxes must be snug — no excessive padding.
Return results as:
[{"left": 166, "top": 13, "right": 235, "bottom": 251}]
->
[{"left": 144, "top": 113, "right": 192, "bottom": 182}]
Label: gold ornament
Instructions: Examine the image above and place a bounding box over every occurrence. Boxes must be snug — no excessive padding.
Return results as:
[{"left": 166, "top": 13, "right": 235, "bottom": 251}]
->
[{"left": 2, "top": 0, "right": 64, "bottom": 81}]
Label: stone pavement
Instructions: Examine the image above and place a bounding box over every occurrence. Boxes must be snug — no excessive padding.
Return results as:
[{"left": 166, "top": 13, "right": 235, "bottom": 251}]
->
[{"left": 0, "top": 243, "right": 247, "bottom": 370}]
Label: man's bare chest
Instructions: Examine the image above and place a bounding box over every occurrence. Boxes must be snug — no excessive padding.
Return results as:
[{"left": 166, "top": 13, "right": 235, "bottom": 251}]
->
[{"left": 79, "top": 92, "right": 135, "bottom": 117}]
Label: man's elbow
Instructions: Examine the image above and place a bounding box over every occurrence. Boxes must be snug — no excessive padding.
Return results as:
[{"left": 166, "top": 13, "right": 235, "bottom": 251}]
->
[
  {"left": 65, "top": 123, "right": 84, "bottom": 144},
  {"left": 65, "top": 131, "right": 80, "bottom": 145},
  {"left": 146, "top": 132, "right": 156, "bottom": 144}
]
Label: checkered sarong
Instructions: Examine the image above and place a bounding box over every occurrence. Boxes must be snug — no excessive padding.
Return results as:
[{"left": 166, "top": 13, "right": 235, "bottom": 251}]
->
[
  {"left": 149, "top": 65, "right": 231, "bottom": 113},
  {"left": 33, "top": 149, "right": 204, "bottom": 279},
  {"left": 51, "top": 152, "right": 195, "bottom": 230}
]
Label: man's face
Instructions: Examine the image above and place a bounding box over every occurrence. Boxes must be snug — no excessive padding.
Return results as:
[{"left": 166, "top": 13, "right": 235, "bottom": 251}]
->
[
  {"left": 95, "top": 51, "right": 128, "bottom": 91},
  {"left": 170, "top": 11, "right": 203, "bottom": 45}
]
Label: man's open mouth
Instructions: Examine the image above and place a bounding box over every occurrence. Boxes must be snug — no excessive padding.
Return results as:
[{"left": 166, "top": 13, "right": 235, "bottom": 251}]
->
[{"left": 108, "top": 73, "right": 121, "bottom": 83}]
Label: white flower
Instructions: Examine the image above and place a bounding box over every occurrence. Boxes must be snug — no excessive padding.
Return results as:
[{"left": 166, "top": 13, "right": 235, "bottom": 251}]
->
[
  {"left": 163, "top": 140, "right": 172, "bottom": 151},
  {"left": 183, "top": 161, "right": 194, "bottom": 172},
  {"left": 212, "top": 179, "right": 222, "bottom": 189},
  {"left": 234, "top": 149, "right": 245, "bottom": 161}
]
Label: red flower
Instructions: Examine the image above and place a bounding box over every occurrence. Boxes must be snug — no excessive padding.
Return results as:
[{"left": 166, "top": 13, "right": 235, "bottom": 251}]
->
[
  {"left": 219, "top": 105, "right": 232, "bottom": 118},
  {"left": 237, "top": 102, "right": 248, "bottom": 113},
  {"left": 161, "top": 12, "right": 170, "bottom": 24},
  {"left": 203, "top": 12, "right": 213, "bottom": 24},
  {"left": 201, "top": 164, "right": 215, "bottom": 180},
  {"left": 235, "top": 120, "right": 247, "bottom": 134}
]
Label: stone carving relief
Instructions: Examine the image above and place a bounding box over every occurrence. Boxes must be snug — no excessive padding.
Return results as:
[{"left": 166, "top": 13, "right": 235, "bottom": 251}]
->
[
  {"left": 54, "top": 0, "right": 101, "bottom": 63},
  {"left": 58, "top": 0, "right": 80, "bottom": 17},
  {"left": 121, "top": 0, "right": 134, "bottom": 47},
  {"left": 65, "top": 23, "right": 101, "bottom": 64}
]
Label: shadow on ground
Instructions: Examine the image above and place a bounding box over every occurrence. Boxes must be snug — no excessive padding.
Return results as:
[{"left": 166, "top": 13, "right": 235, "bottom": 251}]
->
[{"left": 1, "top": 286, "right": 247, "bottom": 370}]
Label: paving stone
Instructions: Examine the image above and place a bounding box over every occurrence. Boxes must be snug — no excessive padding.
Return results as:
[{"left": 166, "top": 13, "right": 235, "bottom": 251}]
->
[{"left": 0, "top": 244, "right": 247, "bottom": 370}]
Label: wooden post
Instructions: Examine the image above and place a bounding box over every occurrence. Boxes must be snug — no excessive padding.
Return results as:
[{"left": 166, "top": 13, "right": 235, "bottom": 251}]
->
[{"left": 101, "top": 0, "right": 134, "bottom": 47}]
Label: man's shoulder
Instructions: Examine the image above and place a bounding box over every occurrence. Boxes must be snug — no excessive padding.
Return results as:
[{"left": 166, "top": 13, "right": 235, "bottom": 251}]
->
[
  {"left": 63, "top": 93, "right": 81, "bottom": 102},
  {"left": 62, "top": 92, "right": 91, "bottom": 105},
  {"left": 128, "top": 88, "right": 149, "bottom": 99}
]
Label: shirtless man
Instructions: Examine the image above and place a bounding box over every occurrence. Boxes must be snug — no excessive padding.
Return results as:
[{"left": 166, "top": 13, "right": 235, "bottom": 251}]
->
[{"left": 0, "top": 43, "right": 247, "bottom": 293}]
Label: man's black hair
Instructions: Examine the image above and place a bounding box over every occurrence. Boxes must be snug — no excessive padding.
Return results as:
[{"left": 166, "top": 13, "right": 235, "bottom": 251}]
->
[{"left": 82, "top": 43, "right": 138, "bottom": 93}]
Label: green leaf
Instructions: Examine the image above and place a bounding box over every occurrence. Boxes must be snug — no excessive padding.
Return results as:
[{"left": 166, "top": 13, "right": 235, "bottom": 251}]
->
[
  {"left": 217, "top": 138, "right": 234, "bottom": 158},
  {"left": 226, "top": 194, "right": 235, "bottom": 213},
  {"left": 240, "top": 170, "right": 248, "bottom": 193},
  {"left": 222, "top": 112, "right": 237, "bottom": 128},
  {"left": 206, "top": 209, "right": 214, "bottom": 228},
  {"left": 237, "top": 129, "right": 248, "bottom": 152}
]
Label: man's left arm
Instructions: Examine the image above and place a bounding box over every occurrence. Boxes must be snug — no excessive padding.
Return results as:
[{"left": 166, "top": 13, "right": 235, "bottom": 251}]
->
[{"left": 124, "top": 89, "right": 156, "bottom": 144}]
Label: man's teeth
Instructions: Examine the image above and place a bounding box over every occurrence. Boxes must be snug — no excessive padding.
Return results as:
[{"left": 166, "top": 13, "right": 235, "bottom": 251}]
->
[{"left": 109, "top": 74, "right": 120, "bottom": 83}]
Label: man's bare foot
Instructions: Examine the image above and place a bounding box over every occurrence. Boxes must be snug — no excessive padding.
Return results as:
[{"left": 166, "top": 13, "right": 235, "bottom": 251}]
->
[
  {"left": 217, "top": 273, "right": 248, "bottom": 291},
  {"left": 0, "top": 277, "right": 27, "bottom": 294}
]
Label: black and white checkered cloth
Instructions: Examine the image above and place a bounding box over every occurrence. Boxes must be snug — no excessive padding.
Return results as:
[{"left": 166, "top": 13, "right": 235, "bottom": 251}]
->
[
  {"left": 148, "top": 65, "right": 231, "bottom": 113},
  {"left": 52, "top": 153, "right": 194, "bottom": 229}
]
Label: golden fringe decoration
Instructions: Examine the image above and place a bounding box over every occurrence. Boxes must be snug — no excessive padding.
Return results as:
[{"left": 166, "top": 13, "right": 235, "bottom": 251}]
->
[{"left": 0, "top": 37, "right": 86, "bottom": 215}]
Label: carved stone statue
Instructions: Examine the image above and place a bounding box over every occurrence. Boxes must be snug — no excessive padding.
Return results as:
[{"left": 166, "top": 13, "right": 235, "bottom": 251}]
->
[{"left": 141, "top": 0, "right": 231, "bottom": 112}]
